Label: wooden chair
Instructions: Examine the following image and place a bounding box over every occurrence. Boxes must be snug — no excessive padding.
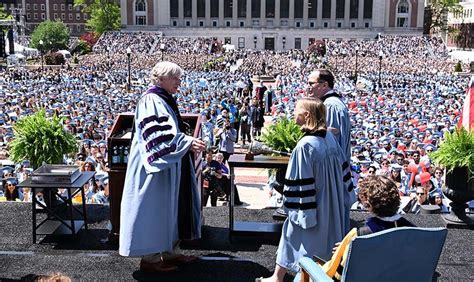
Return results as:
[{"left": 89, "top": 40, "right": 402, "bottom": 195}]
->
[{"left": 295, "top": 227, "right": 448, "bottom": 282}]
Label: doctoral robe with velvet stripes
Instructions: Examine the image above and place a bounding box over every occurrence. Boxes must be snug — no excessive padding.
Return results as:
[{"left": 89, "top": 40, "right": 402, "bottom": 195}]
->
[
  {"left": 276, "top": 131, "right": 347, "bottom": 273},
  {"left": 119, "top": 93, "right": 195, "bottom": 257}
]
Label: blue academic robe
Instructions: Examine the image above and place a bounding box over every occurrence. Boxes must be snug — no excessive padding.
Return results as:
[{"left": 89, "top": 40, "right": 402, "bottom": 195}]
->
[
  {"left": 323, "top": 91, "right": 356, "bottom": 233},
  {"left": 276, "top": 131, "right": 347, "bottom": 273},
  {"left": 119, "top": 93, "right": 199, "bottom": 257}
]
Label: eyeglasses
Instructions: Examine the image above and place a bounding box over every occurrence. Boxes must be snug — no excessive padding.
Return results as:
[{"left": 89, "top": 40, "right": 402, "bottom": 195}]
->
[
  {"left": 397, "top": 158, "right": 403, "bottom": 161},
  {"left": 7, "top": 184, "right": 15, "bottom": 187},
  {"left": 416, "top": 192, "right": 425, "bottom": 196},
  {"left": 435, "top": 172, "right": 443, "bottom": 175},
  {"left": 368, "top": 170, "right": 376, "bottom": 174},
  {"left": 308, "top": 80, "right": 324, "bottom": 86}
]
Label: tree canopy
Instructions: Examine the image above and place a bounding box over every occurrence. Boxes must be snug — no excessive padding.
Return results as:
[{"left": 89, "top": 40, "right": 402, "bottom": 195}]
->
[
  {"left": 0, "top": 5, "right": 14, "bottom": 32},
  {"left": 30, "top": 20, "right": 70, "bottom": 52},
  {"left": 74, "top": 0, "right": 121, "bottom": 35},
  {"left": 427, "top": 0, "right": 462, "bottom": 33}
]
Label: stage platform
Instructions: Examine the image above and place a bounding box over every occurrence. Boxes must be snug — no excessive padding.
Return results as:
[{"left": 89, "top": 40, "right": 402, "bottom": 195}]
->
[{"left": 0, "top": 202, "right": 473, "bottom": 281}]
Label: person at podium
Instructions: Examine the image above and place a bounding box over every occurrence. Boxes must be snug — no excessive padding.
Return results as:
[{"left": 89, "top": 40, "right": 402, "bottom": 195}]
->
[{"left": 119, "top": 61, "right": 206, "bottom": 272}]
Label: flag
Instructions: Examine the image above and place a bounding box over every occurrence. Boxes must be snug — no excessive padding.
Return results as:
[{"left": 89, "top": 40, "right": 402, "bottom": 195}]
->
[{"left": 458, "top": 76, "right": 474, "bottom": 131}]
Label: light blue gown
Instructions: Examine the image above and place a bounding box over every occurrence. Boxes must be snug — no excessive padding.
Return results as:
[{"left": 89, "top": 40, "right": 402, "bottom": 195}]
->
[
  {"left": 119, "top": 93, "right": 196, "bottom": 257},
  {"left": 323, "top": 91, "right": 356, "bottom": 233},
  {"left": 276, "top": 131, "right": 347, "bottom": 273}
]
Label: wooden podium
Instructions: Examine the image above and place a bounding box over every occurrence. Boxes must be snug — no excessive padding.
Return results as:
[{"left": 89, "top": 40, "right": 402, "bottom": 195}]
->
[{"left": 107, "top": 113, "right": 202, "bottom": 243}]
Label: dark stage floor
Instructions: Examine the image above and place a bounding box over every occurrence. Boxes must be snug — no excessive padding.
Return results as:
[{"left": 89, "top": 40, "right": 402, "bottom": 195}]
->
[{"left": 0, "top": 202, "right": 473, "bottom": 281}]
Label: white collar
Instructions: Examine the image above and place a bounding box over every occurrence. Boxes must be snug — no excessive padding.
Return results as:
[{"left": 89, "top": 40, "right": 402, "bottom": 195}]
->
[{"left": 375, "top": 214, "right": 401, "bottom": 222}]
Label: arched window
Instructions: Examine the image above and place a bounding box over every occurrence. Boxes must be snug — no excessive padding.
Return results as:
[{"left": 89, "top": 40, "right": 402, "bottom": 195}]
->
[
  {"left": 397, "top": 0, "right": 409, "bottom": 14},
  {"left": 134, "top": 0, "right": 147, "bottom": 25},
  {"left": 396, "top": 0, "right": 410, "bottom": 28},
  {"left": 135, "top": 0, "right": 146, "bottom": 12}
]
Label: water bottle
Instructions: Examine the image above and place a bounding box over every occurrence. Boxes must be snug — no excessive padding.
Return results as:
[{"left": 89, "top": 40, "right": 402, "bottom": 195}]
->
[
  {"left": 123, "top": 146, "right": 129, "bottom": 164},
  {"left": 112, "top": 146, "right": 120, "bottom": 164}
]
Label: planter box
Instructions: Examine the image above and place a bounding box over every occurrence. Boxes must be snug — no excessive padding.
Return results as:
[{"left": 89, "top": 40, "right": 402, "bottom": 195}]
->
[{"left": 31, "top": 165, "right": 81, "bottom": 184}]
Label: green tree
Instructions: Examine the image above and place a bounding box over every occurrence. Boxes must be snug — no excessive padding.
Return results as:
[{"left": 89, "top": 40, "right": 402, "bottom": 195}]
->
[
  {"left": 427, "top": 0, "right": 462, "bottom": 34},
  {"left": 75, "top": 0, "right": 121, "bottom": 35},
  {"left": 0, "top": 5, "right": 14, "bottom": 33},
  {"left": 30, "top": 20, "right": 70, "bottom": 52}
]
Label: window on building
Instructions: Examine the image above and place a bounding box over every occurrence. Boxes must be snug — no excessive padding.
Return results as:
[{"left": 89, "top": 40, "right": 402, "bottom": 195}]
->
[
  {"left": 280, "top": 0, "right": 289, "bottom": 18},
  {"left": 309, "top": 21, "right": 315, "bottom": 28},
  {"left": 322, "top": 0, "right": 331, "bottom": 18},
  {"left": 136, "top": 15, "right": 146, "bottom": 25},
  {"left": 27, "top": 13, "right": 31, "bottom": 20},
  {"left": 294, "top": 0, "right": 303, "bottom": 18},
  {"left": 308, "top": 0, "right": 317, "bottom": 18},
  {"left": 33, "top": 4, "right": 38, "bottom": 10},
  {"left": 240, "top": 21, "right": 245, "bottom": 27},
  {"left": 213, "top": 21, "right": 218, "bottom": 27},
  {"left": 226, "top": 21, "right": 231, "bottom": 26},
  {"left": 336, "top": 0, "right": 344, "bottom": 18},
  {"left": 396, "top": 0, "right": 409, "bottom": 27},
  {"left": 364, "top": 0, "right": 372, "bottom": 19},
  {"left": 69, "top": 5, "right": 73, "bottom": 11},
  {"left": 184, "top": 0, "right": 192, "bottom": 17},
  {"left": 350, "top": 0, "right": 359, "bottom": 19},
  {"left": 199, "top": 21, "right": 204, "bottom": 26},
  {"left": 238, "top": 37, "right": 245, "bottom": 49},
  {"left": 69, "top": 14, "right": 73, "bottom": 20},
  {"left": 323, "top": 21, "right": 329, "bottom": 28},
  {"left": 210, "top": 0, "right": 219, "bottom": 17},
  {"left": 41, "top": 13, "right": 45, "bottom": 20},
  {"left": 172, "top": 20, "right": 177, "bottom": 26},
  {"left": 61, "top": 13, "right": 65, "bottom": 20},
  {"left": 238, "top": 0, "right": 247, "bottom": 18},
  {"left": 266, "top": 0, "right": 275, "bottom": 18},
  {"left": 84, "top": 14, "right": 87, "bottom": 20},
  {"left": 76, "top": 6, "right": 80, "bottom": 11},
  {"left": 294, "top": 38, "right": 302, "bottom": 49},
  {"left": 76, "top": 14, "right": 81, "bottom": 20},
  {"left": 252, "top": 19, "right": 260, "bottom": 26},
  {"left": 53, "top": 4, "right": 57, "bottom": 11},
  {"left": 61, "top": 4, "right": 65, "bottom": 11},
  {"left": 136, "top": 0, "right": 146, "bottom": 12},
  {"left": 26, "top": 4, "right": 30, "bottom": 10},
  {"left": 197, "top": 0, "right": 205, "bottom": 17},
  {"left": 225, "top": 37, "right": 231, "bottom": 44},
  {"left": 295, "top": 21, "right": 301, "bottom": 27},
  {"left": 41, "top": 4, "right": 45, "bottom": 11},
  {"left": 337, "top": 22, "right": 342, "bottom": 28},
  {"left": 170, "top": 0, "right": 179, "bottom": 17},
  {"left": 351, "top": 22, "right": 356, "bottom": 28},
  {"left": 365, "top": 22, "right": 369, "bottom": 28},
  {"left": 224, "top": 0, "right": 233, "bottom": 17},
  {"left": 186, "top": 20, "right": 191, "bottom": 26},
  {"left": 252, "top": 0, "right": 260, "bottom": 18},
  {"left": 281, "top": 19, "right": 288, "bottom": 26}
]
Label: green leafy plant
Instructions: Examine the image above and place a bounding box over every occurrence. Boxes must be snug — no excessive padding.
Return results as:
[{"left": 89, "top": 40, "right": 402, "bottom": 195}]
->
[
  {"left": 430, "top": 128, "right": 474, "bottom": 178},
  {"left": 260, "top": 117, "right": 304, "bottom": 153},
  {"left": 9, "top": 110, "right": 78, "bottom": 169},
  {"left": 454, "top": 61, "right": 462, "bottom": 72}
]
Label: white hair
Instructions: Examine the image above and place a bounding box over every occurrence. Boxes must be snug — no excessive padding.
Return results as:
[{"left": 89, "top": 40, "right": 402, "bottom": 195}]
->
[{"left": 150, "top": 61, "right": 183, "bottom": 86}]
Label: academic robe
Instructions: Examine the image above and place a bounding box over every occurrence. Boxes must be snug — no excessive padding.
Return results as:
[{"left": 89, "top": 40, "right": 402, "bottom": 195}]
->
[
  {"left": 322, "top": 91, "right": 356, "bottom": 233},
  {"left": 119, "top": 91, "right": 200, "bottom": 257},
  {"left": 276, "top": 130, "right": 347, "bottom": 273}
]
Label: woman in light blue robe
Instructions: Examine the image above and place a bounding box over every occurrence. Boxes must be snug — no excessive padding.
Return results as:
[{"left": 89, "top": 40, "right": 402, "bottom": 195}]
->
[
  {"left": 119, "top": 62, "right": 206, "bottom": 269},
  {"left": 259, "top": 98, "right": 347, "bottom": 282}
]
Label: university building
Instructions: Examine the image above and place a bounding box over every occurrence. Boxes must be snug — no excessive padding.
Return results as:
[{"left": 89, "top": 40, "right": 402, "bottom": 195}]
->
[
  {"left": 446, "top": 0, "right": 474, "bottom": 49},
  {"left": 121, "top": 0, "right": 425, "bottom": 49},
  {"left": 1, "top": 0, "right": 87, "bottom": 35}
]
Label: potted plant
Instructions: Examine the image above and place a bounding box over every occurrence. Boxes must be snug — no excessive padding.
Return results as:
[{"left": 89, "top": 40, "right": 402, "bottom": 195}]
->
[
  {"left": 9, "top": 110, "right": 78, "bottom": 169},
  {"left": 260, "top": 117, "right": 304, "bottom": 218},
  {"left": 430, "top": 127, "right": 474, "bottom": 225}
]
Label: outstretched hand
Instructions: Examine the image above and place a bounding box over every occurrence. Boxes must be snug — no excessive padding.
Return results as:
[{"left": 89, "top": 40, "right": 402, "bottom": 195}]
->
[{"left": 190, "top": 138, "right": 206, "bottom": 154}]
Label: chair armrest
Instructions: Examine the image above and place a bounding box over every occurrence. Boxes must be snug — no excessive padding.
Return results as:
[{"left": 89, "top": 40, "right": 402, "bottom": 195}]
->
[{"left": 297, "top": 257, "right": 333, "bottom": 282}]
